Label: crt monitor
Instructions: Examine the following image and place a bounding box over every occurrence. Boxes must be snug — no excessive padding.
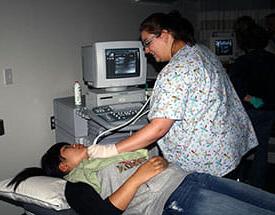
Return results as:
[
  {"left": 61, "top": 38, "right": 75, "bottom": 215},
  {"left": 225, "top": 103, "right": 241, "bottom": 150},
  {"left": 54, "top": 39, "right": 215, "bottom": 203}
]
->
[
  {"left": 209, "top": 33, "right": 236, "bottom": 62},
  {"left": 81, "top": 41, "right": 147, "bottom": 91}
]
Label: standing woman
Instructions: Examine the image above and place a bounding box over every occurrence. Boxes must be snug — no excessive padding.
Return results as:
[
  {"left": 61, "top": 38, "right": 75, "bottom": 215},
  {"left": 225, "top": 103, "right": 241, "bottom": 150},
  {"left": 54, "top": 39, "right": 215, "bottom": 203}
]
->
[{"left": 89, "top": 11, "right": 258, "bottom": 177}]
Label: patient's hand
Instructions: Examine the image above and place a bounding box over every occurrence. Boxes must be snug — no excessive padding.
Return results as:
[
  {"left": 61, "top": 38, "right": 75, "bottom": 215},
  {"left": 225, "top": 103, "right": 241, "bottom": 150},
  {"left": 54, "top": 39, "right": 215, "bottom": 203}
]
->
[
  {"left": 108, "top": 156, "right": 168, "bottom": 210},
  {"left": 131, "top": 156, "right": 168, "bottom": 185}
]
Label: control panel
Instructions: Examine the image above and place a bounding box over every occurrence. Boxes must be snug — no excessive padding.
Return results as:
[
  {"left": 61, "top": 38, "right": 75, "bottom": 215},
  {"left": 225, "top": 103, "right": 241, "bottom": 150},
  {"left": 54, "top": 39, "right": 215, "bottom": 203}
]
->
[{"left": 76, "top": 101, "right": 149, "bottom": 130}]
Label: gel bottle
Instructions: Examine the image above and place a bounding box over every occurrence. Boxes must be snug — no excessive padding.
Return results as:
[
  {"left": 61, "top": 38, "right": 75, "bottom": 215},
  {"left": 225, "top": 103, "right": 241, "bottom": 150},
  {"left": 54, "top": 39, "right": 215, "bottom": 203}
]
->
[{"left": 74, "top": 81, "right": 82, "bottom": 106}]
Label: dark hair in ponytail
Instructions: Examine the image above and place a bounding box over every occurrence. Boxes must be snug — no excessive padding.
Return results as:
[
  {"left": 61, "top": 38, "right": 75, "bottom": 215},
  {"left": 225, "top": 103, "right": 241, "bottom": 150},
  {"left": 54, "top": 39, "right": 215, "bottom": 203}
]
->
[
  {"left": 139, "top": 10, "right": 196, "bottom": 46},
  {"left": 7, "top": 142, "right": 69, "bottom": 191},
  {"left": 7, "top": 167, "right": 45, "bottom": 191}
]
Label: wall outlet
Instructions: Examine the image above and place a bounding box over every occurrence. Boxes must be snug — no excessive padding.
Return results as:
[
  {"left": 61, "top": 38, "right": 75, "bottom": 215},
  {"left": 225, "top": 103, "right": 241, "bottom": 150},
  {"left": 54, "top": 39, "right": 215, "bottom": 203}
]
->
[
  {"left": 50, "top": 116, "right": 55, "bottom": 130},
  {"left": 3, "top": 68, "right": 13, "bottom": 85},
  {"left": 0, "top": 119, "right": 4, "bottom": 136}
]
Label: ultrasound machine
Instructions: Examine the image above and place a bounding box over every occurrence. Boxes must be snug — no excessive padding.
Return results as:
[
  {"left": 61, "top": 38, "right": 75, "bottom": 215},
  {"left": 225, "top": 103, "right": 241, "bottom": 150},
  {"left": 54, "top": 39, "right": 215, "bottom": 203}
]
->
[{"left": 53, "top": 41, "right": 151, "bottom": 146}]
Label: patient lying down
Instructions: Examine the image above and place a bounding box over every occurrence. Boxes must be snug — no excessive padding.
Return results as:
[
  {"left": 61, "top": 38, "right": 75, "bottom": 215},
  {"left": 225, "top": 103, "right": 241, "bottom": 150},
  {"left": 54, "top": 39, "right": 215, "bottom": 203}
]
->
[{"left": 8, "top": 143, "right": 275, "bottom": 215}]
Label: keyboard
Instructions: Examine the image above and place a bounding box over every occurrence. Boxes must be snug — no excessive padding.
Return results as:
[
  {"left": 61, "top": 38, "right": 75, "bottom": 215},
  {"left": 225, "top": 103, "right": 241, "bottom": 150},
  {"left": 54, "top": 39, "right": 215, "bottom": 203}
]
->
[
  {"left": 93, "top": 102, "right": 145, "bottom": 123},
  {"left": 76, "top": 102, "right": 149, "bottom": 130}
]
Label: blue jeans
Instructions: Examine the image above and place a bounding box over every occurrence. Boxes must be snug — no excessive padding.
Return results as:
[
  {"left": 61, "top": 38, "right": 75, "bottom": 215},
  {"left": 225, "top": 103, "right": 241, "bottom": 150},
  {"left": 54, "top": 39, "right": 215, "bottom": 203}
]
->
[{"left": 163, "top": 173, "right": 275, "bottom": 215}]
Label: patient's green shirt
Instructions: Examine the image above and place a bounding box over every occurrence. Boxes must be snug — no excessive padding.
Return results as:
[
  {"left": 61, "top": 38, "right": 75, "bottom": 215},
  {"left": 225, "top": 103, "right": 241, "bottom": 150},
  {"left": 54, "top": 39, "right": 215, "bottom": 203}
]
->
[{"left": 64, "top": 149, "right": 148, "bottom": 193}]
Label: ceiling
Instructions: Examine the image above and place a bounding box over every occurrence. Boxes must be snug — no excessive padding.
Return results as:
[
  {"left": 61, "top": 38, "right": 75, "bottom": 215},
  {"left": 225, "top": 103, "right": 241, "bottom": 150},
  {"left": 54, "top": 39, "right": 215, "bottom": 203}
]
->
[{"left": 134, "top": 0, "right": 180, "bottom": 4}]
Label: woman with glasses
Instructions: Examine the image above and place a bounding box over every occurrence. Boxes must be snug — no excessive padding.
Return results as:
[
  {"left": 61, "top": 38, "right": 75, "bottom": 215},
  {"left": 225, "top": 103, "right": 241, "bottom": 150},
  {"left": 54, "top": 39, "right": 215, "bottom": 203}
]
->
[{"left": 88, "top": 11, "right": 258, "bottom": 178}]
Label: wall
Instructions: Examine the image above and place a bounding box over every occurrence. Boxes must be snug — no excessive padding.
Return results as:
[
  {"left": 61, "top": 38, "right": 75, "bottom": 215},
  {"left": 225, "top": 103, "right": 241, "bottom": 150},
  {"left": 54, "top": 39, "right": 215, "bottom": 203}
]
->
[
  {"left": 0, "top": 0, "right": 197, "bottom": 213},
  {"left": 198, "top": 0, "right": 274, "bottom": 11}
]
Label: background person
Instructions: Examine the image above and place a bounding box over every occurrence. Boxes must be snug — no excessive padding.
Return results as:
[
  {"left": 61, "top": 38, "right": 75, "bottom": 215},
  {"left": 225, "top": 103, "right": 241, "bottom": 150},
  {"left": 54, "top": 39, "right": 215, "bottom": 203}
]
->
[
  {"left": 233, "top": 16, "right": 256, "bottom": 54},
  {"left": 88, "top": 11, "right": 258, "bottom": 177},
  {"left": 265, "top": 13, "right": 275, "bottom": 54},
  {"left": 8, "top": 142, "right": 275, "bottom": 215},
  {"left": 228, "top": 16, "right": 275, "bottom": 188}
]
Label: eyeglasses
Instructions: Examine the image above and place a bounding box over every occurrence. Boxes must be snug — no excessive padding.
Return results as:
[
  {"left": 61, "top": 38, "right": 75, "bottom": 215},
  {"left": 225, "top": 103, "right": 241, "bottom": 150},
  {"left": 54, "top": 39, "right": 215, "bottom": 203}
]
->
[{"left": 142, "top": 35, "right": 159, "bottom": 48}]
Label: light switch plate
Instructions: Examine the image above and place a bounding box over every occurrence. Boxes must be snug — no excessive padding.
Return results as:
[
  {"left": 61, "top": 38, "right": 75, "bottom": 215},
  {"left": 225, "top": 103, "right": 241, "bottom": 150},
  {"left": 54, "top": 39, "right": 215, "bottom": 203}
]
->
[{"left": 3, "top": 68, "right": 13, "bottom": 85}]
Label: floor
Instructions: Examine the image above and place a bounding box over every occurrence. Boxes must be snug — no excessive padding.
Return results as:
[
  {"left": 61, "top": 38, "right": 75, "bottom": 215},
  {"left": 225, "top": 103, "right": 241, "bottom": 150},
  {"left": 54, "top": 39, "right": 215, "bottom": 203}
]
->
[
  {"left": 238, "top": 160, "right": 275, "bottom": 194},
  {"left": 226, "top": 136, "right": 275, "bottom": 194},
  {"left": 264, "top": 137, "right": 275, "bottom": 193},
  {"left": 265, "top": 163, "right": 275, "bottom": 194}
]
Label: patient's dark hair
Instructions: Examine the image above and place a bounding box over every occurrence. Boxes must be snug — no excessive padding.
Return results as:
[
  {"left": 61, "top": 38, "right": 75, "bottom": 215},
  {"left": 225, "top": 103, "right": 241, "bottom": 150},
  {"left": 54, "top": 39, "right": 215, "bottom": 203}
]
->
[
  {"left": 7, "top": 142, "right": 69, "bottom": 191},
  {"left": 140, "top": 10, "right": 196, "bottom": 46}
]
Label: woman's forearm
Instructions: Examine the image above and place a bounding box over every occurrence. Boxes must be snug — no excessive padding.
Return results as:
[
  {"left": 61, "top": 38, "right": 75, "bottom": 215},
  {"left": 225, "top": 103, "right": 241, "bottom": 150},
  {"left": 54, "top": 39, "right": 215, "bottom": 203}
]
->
[
  {"left": 108, "top": 156, "right": 168, "bottom": 210},
  {"left": 108, "top": 175, "right": 141, "bottom": 210},
  {"left": 116, "top": 118, "right": 174, "bottom": 153}
]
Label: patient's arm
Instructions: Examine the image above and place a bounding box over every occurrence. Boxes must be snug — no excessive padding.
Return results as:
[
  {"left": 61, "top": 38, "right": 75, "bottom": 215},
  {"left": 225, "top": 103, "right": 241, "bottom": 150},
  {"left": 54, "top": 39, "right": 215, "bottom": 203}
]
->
[
  {"left": 65, "top": 156, "right": 168, "bottom": 214},
  {"left": 109, "top": 156, "right": 168, "bottom": 210},
  {"left": 65, "top": 181, "right": 123, "bottom": 215}
]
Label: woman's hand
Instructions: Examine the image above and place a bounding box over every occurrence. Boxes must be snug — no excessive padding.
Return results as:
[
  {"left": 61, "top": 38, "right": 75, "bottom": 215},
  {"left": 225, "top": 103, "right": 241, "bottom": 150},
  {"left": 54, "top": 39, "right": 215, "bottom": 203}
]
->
[
  {"left": 108, "top": 156, "right": 168, "bottom": 210},
  {"left": 243, "top": 94, "right": 253, "bottom": 102},
  {"left": 244, "top": 94, "right": 264, "bottom": 108},
  {"left": 130, "top": 156, "right": 168, "bottom": 185}
]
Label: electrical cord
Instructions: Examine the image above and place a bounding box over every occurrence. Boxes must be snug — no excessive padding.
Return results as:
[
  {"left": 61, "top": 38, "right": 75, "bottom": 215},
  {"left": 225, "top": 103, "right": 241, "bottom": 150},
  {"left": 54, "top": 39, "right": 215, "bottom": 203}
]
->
[{"left": 92, "top": 97, "right": 151, "bottom": 145}]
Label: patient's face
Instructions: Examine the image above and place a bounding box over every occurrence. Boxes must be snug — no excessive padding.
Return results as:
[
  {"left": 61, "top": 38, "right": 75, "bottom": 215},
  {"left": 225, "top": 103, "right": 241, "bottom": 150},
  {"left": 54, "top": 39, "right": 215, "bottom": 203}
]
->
[{"left": 59, "top": 144, "right": 88, "bottom": 172}]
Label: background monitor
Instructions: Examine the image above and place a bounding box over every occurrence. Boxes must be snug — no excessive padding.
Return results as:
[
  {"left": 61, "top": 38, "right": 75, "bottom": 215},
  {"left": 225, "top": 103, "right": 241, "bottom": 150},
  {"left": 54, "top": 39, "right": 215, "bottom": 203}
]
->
[
  {"left": 215, "top": 38, "right": 233, "bottom": 56},
  {"left": 209, "top": 32, "right": 236, "bottom": 63},
  {"left": 82, "top": 41, "right": 147, "bottom": 91}
]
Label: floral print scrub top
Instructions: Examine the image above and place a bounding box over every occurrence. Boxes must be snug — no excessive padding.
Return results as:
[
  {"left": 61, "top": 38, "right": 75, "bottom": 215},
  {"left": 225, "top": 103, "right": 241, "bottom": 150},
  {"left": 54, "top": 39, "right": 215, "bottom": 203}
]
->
[{"left": 148, "top": 44, "right": 258, "bottom": 176}]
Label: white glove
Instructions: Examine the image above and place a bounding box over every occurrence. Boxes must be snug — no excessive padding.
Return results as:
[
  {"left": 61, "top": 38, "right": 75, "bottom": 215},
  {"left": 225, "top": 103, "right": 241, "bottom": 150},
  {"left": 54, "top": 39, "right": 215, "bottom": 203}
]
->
[{"left": 87, "top": 144, "right": 118, "bottom": 158}]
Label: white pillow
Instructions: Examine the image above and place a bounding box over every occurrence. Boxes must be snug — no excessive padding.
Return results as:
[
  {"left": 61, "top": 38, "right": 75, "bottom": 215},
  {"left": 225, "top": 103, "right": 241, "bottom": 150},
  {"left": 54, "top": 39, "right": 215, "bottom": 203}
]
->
[{"left": 0, "top": 176, "right": 70, "bottom": 211}]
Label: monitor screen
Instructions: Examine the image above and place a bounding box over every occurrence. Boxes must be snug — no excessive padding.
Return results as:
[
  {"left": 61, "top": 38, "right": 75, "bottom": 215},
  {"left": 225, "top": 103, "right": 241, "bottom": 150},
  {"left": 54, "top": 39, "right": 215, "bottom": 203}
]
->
[
  {"left": 82, "top": 41, "right": 146, "bottom": 91},
  {"left": 209, "top": 33, "right": 236, "bottom": 62},
  {"left": 105, "top": 48, "right": 140, "bottom": 79},
  {"left": 215, "top": 39, "right": 233, "bottom": 56}
]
